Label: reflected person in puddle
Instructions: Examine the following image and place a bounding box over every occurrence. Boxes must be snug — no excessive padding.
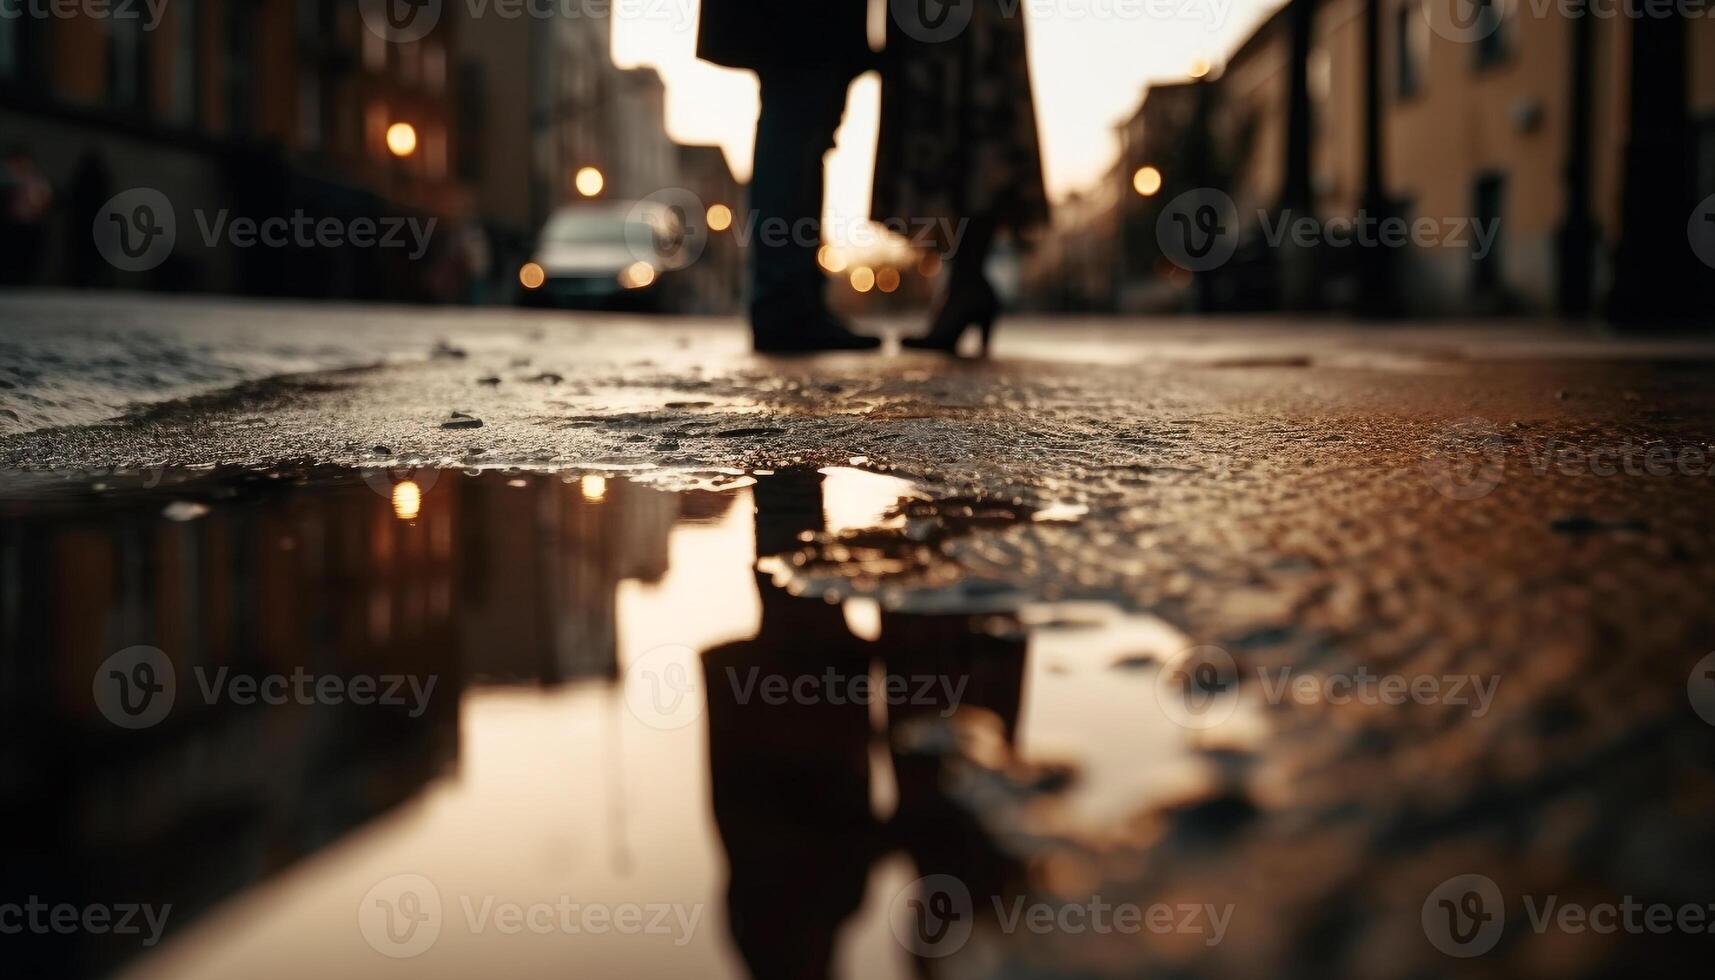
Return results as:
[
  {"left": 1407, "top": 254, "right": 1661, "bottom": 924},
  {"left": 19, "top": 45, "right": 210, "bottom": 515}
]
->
[{"left": 703, "top": 469, "right": 1033, "bottom": 976}]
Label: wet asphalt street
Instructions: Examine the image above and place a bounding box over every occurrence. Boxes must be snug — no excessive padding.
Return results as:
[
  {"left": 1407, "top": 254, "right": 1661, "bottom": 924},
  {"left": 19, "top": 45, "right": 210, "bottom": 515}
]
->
[{"left": 6, "top": 293, "right": 1715, "bottom": 977}]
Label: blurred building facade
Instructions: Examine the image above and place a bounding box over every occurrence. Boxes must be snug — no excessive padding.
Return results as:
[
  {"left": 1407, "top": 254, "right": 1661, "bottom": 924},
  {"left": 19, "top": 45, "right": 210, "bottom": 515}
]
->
[
  {"left": 675, "top": 141, "right": 744, "bottom": 314},
  {"left": 1023, "top": 3, "right": 1715, "bottom": 321},
  {"left": 1, "top": 0, "right": 470, "bottom": 300},
  {"left": 2, "top": 2, "right": 743, "bottom": 310}
]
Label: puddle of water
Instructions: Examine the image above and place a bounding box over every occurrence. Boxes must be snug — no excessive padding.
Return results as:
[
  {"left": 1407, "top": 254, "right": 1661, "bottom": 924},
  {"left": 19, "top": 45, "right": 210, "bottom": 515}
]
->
[{"left": 0, "top": 466, "right": 1256, "bottom": 979}]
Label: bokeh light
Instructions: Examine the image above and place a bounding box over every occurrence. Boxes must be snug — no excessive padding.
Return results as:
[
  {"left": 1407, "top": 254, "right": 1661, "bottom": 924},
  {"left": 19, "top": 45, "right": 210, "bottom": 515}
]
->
[
  {"left": 1132, "top": 166, "right": 1162, "bottom": 196},
  {"left": 385, "top": 122, "right": 418, "bottom": 158},
  {"left": 575, "top": 167, "right": 605, "bottom": 197}
]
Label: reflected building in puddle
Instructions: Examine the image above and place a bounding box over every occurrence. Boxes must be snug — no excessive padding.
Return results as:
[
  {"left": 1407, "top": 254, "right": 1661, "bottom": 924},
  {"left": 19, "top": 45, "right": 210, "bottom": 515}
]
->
[{"left": 0, "top": 470, "right": 689, "bottom": 978}]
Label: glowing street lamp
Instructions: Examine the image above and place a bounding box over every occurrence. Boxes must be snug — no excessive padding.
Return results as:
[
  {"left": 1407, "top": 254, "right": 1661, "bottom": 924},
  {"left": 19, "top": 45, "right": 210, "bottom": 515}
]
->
[
  {"left": 1132, "top": 166, "right": 1163, "bottom": 197},
  {"left": 385, "top": 122, "right": 418, "bottom": 158},
  {"left": 575, "top": 167, "right": 605, "bottom": 197}
]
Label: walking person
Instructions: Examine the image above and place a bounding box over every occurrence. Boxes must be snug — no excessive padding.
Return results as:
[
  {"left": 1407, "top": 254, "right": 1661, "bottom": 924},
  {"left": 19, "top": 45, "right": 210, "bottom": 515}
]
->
[
  {"left": 873, "top": 2, "right": 1050, "bottom": 356},
  {"left": 697, "top": 0, "right": 882, "bottom": 353}
]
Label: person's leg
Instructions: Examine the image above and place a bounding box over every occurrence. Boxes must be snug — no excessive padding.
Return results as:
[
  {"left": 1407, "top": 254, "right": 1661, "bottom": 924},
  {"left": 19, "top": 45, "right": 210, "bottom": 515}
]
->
[{"left": 748, "top": 66, "right": 866, "bottom": 346}]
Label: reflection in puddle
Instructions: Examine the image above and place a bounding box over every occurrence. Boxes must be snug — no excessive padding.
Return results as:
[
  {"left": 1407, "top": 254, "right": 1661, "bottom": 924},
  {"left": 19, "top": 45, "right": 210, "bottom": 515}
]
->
[{"left": 0, "top": 466, "right": 1256, "bottom": 979}]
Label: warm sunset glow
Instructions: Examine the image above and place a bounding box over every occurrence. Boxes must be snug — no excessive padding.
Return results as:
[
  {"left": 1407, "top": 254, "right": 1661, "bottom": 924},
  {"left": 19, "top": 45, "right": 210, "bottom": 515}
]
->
[
  {"left": 876, "top": 267, "right": 901, "bottom": 293},
  {"left": 705, "top": 203, "right": 733, "bottom": 231},
  {"left": 391, "top": 480, "right": 422, "bottom": 520},
  {"left": 575, "top": 167, "right": 605, "bottom": 197},
  {"left": 519, "top": 262, "right": 546, "bottom": 289},
  {"left": 1133, "top": 166, "right": 1163, "bottom": 197},
  {"left": 385, "top": 122, "right": 418, "bottom": 158},
  {"left": 850, "top": 266, "right": 875, "bottom": 293}
]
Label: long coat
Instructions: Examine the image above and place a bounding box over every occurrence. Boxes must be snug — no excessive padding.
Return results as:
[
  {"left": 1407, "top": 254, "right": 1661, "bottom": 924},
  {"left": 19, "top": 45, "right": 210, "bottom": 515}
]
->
[{"left": 696, "top": 0, "right": 870, "bottom": 73}]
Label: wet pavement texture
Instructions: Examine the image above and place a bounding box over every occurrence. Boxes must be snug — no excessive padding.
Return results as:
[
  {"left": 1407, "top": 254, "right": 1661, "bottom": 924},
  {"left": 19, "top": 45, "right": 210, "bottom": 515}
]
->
[{"left": 5, "top": 297, "right": 1715, "bottom": 977}]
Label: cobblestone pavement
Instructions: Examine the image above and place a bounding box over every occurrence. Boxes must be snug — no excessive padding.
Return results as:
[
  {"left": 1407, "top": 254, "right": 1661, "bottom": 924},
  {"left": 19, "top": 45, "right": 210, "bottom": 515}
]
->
[{"left": 6, "top": 296, "right": 1715, "bottom": 976}]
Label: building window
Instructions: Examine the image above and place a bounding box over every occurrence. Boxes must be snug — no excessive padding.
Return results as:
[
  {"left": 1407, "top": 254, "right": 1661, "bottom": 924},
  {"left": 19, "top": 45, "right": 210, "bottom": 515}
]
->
[
  {"left": 366, "top": 101, "right": 390, "bottom": 159},
  {"left": 423, "top": 42, "right": 446, "bottom": 94},
  {"left": 0, "top": 15, "right": 16, "bottom": 80},
  {"left": 1473, "top": 0, "right": 1514, "bottom": 70},
  {"left": 107, "top": 14, "right": 150, "bottom": 111},
  {"left": 1471, "top": 173, "right": 1505, "bottom": 293},
  {"left": 363, "top": 27, "right": 387, "bottom": 73},
  {"left": 299, "top": 73, "right": 322, "bottom": 149},
  {"left": 425, "top": 125, "right": 448, "bottom": 180},
  {"left": 225, "top": 2, "right": 258, "bottom": 137},
  {"left": 297, "top": 0, "right": 325, "bottom": 147},
  {"left": 1396, "top": 0, "right": 1427, "bottom": 99},
  {"left": 168, "top": 0, "right": 201, "bottom": 125}
]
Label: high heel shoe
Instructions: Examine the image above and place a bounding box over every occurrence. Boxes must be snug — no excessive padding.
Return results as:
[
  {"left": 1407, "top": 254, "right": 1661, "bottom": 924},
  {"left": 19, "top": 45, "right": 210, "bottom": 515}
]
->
[{"left": 903, "top": 277, "right": 999, "bottom": 357}]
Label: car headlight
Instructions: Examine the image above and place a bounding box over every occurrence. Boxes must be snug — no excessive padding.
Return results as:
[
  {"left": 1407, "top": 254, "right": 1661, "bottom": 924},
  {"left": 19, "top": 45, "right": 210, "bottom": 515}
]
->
[{"left": 618, "top": 261, "right": 657, "bottom": 290}]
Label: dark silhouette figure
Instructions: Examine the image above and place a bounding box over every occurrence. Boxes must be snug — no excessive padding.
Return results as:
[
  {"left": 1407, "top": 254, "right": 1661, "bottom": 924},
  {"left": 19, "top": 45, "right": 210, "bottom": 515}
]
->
[
  {"left": 703, "top": 471, "right": 878, "bottom": 978},
  {"left": 697, "top": 1, "right": 880, "bottom": 353},
  {"left": 1556, "top": 8, "right": 1598, "bottom": 319},
  {"left": 1608, "top": 4, "right": 1708, "bottom": 329},
  {"left": 873, "top": 1, "right": 1049, "bottom": 356},
  {"left": 1277, "top": 0, "right": 1319, "bottom": 311},
  {"left": 68, "top": 151, "right": 113, "bottom": 288},
  {"left": 702, "top": 470, "right": 1031, "bottom": 977}
]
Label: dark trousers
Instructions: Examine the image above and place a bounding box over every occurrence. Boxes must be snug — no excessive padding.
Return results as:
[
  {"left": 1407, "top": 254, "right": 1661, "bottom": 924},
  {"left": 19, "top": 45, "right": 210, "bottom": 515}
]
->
[{"left": 748, "top": 66, "right": 850, "bottom": 335}]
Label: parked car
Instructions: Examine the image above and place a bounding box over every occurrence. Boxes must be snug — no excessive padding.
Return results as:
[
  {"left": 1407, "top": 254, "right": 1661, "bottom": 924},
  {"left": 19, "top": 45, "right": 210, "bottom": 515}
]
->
[{"left": 516, "top": 202, "right": 689, "bottom": 312}]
